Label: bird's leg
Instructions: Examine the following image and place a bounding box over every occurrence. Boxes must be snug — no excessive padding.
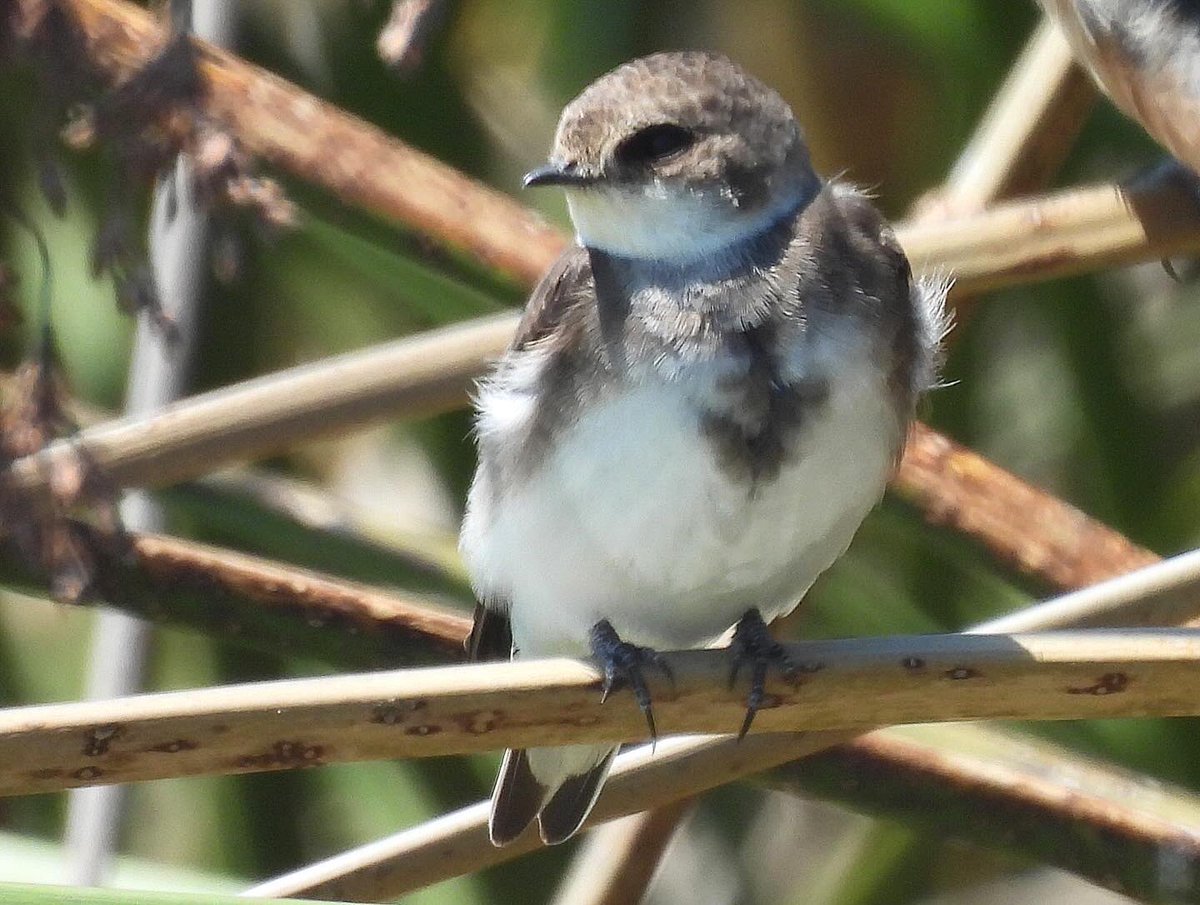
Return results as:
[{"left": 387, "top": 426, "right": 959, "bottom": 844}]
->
[
  {"left": 589, "top": 619, "right": 674, "bottom": 744},
  {"left": 728, "top": 607, "right": 798, "bottom": 740}
]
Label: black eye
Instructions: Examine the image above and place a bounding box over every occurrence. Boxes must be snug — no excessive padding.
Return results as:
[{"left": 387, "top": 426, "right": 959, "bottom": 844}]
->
[{"left": 614, "top": 123, "right": 696, "bottom": 166}]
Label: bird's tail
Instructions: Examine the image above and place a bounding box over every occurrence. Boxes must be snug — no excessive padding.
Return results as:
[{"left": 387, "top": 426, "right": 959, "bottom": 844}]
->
[{"left": 489, "top": 743, "right": 617, "bottom": 846}]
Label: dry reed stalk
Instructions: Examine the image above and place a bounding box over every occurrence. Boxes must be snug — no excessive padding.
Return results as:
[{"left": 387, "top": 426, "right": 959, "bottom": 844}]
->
[{"left": 3, "top": 628, "right": 1200, "bottom": 797}]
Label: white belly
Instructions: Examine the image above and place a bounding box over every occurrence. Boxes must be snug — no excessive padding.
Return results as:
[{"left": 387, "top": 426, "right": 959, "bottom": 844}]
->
[{"left": 461, "top": 355, "right": 898, "bottom": 657}]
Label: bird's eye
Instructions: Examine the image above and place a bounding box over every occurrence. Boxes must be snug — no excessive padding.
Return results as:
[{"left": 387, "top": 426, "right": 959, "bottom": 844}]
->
[{"left": 614, "top": 123, "right": 696, "bottom": 166}]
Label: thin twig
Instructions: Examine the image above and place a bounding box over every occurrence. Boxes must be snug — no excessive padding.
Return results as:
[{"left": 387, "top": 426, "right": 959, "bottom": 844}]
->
[
  {"left": 548, "top": 801, "right": 692, "bottom": 905},
  {"left": 918, "top": 18, "right": 1095, "bottom": 218},
  {"left": 246, "top": 549, "right": 1200, "bottom": 900},
  {"left": 4, "top": 628, "right": 1200, "bottom": 798}
]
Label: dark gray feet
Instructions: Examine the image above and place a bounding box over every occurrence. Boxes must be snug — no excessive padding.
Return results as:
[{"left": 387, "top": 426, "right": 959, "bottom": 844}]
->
[
  {"left": 589, "top": 619, "right": 673, "bottom": 743},
  {"left": 729, "top": 608, "right": 797, "bottom": 739}
]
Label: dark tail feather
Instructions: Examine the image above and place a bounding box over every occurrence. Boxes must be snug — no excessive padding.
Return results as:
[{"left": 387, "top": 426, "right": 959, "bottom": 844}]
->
[
  {"left": 468, "top": 603, "right": 512, "bottom": 662},
  {"left": 536, "top": 749, "right": 618, "bottom": 845},
  {"left": 489, "top": 748, "right": 548, "bottom": 846}
]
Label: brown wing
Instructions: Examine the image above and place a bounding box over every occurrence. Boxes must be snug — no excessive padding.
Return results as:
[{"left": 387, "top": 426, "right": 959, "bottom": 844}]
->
[
  {"left": 822, "top": 186, "right": 923, "bottom": 417},
  {"left": 509, "top": 244, "right": 594, "bottom": 353},
  {"left": 823, "top": 186, "right": 913, "bottom": 306}
]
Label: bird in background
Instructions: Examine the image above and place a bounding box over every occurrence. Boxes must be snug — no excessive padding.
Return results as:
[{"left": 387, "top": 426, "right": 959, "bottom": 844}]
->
[
  {"left": 460, "top": 50, "right": 947, "bottom": 847},
  {"left": 1039, "top": 0, "right": 1200, "bottom": 173}
]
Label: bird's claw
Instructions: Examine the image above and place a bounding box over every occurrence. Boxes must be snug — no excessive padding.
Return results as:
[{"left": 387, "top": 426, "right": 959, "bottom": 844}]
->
[
  {"left": 589, "top": 619, "right": 673, "bottom": 744},
  {"left": 729, "top": 608, "right": 797, "bottom": 740}
]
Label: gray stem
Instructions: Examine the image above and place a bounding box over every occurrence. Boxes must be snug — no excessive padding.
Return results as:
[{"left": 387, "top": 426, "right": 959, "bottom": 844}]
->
[{"left": 62, "top": 0, "right": 235, "bottom": 884}]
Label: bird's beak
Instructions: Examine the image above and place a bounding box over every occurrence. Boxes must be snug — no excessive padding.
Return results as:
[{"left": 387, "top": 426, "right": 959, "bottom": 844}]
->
[{"left": 522, "top": 161, "right": 595, "bottom": 188}]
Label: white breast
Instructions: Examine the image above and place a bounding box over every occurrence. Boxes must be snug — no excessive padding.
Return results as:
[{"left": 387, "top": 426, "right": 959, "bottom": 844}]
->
[{"left": 460, "top": 342, "right": 899, "bottom": 658}]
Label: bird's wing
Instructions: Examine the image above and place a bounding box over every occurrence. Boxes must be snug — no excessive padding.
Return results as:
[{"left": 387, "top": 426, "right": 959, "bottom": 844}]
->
[
  {"left": 821, "top": 185, "right": 931, "bottom": 410},
  {"left": 509, "top": 243, "right": 595, "bottom": 353}
]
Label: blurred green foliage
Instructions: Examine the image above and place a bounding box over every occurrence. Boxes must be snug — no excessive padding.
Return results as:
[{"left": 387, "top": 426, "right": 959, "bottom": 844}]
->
[{"left": 2, "top": 0, "right": 1200, "bottom": 902}]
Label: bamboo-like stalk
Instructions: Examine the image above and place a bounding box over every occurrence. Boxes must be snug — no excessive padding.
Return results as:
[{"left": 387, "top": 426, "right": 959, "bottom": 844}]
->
[
  {"left": 895, "top": 422, "right": 1159, "bottom": 589},
  {"left": 241, "top": 736, "right": 782, "bottom": 900},
  {"left": 122, "top": 530, "right": 469, "bottom": 660},
  {"left": 247, "top": 549, "right": 1200, "bottom": 900},
  {"left": 3, "top": 629, "right": 1200, "bottom": 798},
  {"left": 934, "top": 18, "right": 1094, "bottom": 213},
  {"left": 900, "top": 166, "right": 1200, "bottom": 297},
  {"left": 246, "top": 721, "right": 1200, "bottom": 903},
  {"left": 1, "top": 314, "right": 516, "bottom": 497},
  {"left": 547, "top": 802, "right": 692, "bottom": 905}
]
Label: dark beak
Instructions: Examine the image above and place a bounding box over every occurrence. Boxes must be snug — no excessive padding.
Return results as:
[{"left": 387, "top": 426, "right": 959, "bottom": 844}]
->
[{"left": 522, "top": 161, "right": 594, "bottom": 188}]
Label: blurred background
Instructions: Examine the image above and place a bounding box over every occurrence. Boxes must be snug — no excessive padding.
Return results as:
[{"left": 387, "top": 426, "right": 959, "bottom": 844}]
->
[{"left": 0, "top": 0, "right": 1198, "bottom": 902}]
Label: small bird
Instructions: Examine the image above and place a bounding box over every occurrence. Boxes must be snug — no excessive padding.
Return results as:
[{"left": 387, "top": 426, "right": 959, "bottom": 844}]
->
[
  {"left": 460, "top": 51, "right": 946, "bottom": 847},
  {"left": 1038, "top": 0, "right": 1200, "bottom": 174}
]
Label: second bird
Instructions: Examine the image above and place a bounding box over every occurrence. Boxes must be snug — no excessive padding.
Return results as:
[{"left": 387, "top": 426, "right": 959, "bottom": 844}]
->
[{"left": 461, "top": 50, "right": 946, "bottom": 846}]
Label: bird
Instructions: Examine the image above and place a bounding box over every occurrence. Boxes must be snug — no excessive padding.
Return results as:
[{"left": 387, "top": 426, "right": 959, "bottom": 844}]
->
[
  {"left": 459, "top": 50, "right": 946, "bottom": 847},
  {"left": 1038, "top": 0, "right": 1200, "bottom": 173}
]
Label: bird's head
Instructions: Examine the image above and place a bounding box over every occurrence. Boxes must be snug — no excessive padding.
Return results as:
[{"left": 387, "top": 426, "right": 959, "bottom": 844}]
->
[{"left": 525, "top": 51, "right": 819, "bottom": 264}]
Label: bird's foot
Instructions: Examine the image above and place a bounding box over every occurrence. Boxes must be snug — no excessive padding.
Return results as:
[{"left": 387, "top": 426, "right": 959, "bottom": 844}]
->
[
  {"left": 728, "top": 608, "right": 797, "bottom": 740},
  {"left": 589, "top": 619, "right": 674, "bottom": 745}
]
